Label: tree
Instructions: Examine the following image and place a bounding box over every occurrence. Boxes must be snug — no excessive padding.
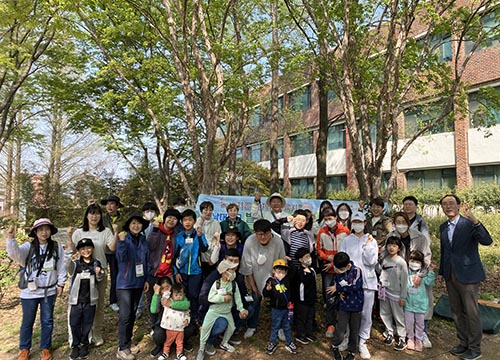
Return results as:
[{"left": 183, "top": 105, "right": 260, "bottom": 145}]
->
[{"left": 285, "top": 0, "right": 500, "bottom": 201}]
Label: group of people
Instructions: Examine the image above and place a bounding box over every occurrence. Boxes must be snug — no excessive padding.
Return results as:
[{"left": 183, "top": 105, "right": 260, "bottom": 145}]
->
[{"left": 4, "top": 192, "right": 492, "bottom": 360}]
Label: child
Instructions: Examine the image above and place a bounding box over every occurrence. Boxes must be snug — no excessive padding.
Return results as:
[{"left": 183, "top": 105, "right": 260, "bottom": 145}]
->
[
  {"left": 197, "top": 260, "right": 248, "bottom": 360},
  {"left": 173, "top": 209, "right": 209, "bottom": 325},
  {"left": 379, "top": 236, "right": 408, "bottom": 351},
  {"left": 404, "top": 250, "right": 435, "bottom": 352},
  {"left": 66, "top": 238, "right": 104, "bottom": 360},
  {"left": 263, "top": 259, "right": 298, "bottom": 355},
  {"left": 329, "top": 252, "right": 364, "bottom": 360},
  {"left": 158, "top": 284, "right": 190, "bottom": 360},
  {"left": 196, "top": 201, "right": 221, "bottom": 276},
  {"left": 293, "top": 247, "right": 317, "bottom": 345}
]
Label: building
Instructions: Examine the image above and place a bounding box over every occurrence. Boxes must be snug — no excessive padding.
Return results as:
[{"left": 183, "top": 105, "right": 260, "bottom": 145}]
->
[{"left": 238, "top": 6, "right": 500, "bottom": 198}]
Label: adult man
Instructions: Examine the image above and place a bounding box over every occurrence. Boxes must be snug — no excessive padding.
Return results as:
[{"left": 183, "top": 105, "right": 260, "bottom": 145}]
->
[
  {"left": 239, "top": 219, "right": 286, "bottom": 338},
  {"left": 100, "top": 195, "right": 125, "bottom": 312},
  {"left": 439, "top": 194, "right": 493, "bottom": 360}
]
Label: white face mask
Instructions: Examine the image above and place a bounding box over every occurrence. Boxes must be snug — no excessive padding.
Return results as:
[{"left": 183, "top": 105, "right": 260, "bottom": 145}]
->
[
  {"left": 303, "top": 258, "right": 312, "bottom": 267},
  {"left": 338, "top": 211, "right": 350, "bottom": 220},
  {"left": 144, "top": 211, "right": 155, "bottom": 221},
  {"left": 409, "top": 261, "right": 421, "bottom": 271},
  {"left": 162, "top": 291, "right": 171, "bottom": 299},
  {"left": 226, "top": 271, "right": 236, "bottom": 281},
  {"left": 325, "top": 220, "right": 336, "bottom": 228},
  {"left": 352, "top": 223, "right": 364, "bottom": 234},
  {"left": 396, "top": 224, "right": 409, "bottom": 234}
]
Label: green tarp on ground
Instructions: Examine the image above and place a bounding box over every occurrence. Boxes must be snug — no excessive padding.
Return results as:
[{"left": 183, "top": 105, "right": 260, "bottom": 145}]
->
[{"left": 434, "top": 294, "right": 500, "bottom": 334}]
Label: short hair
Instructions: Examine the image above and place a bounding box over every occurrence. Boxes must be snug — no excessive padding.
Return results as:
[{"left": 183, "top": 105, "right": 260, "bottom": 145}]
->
[
  {"left": 199, "top": 201, "right": 214, "bottom": 211},
  {"left": 334, "top": 252, "right": 350, "bottom": 269},
  {"left": 142, "top": 201, "right": 159, "bottom": 212},
  {"left": 226, "top": 203, "right": 239, "bottom": 211},
  {"left": 321, "top": 207, "right": 337, "bottom": 218},
  {"left": 253, "top": 219, "right": 272, "bottom": 232},
  {"left": 225, "top": 248, "right": 241, "bottom": 259},
  {"left": 385, "top": 236, "right": 402, "bottom": 248},
  {"left": 440, "top": 194, "right": 461, "bottom": 205},
  {"left": 157, "top": 277, "right": 173, "bottom": 287},
  {"left": 370, "top": 197, "right": 385, "bottom": 208},
  {"left": 409, "top": 250, "right": 424, "bottom": 263},
  {"left": 293, "top": 209, "right": 308, "bottom": 218},
  {"left": 171, "top": 283, "right": 184, "bottom": 295},
  {"left": 181, "top": 209, "right": 197, "bottom": 221},
  {"left": 402, "top": 196, "right": 418, "bottom": 206},
  {"left": 173, "top": 197, "right": 186, "bottom": 206},
  {"left": 393, "top": 211, "right": 410, "bottom": 226}
]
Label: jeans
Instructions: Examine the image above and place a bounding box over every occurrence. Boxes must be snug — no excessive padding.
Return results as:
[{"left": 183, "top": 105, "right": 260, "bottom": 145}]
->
[
  {"left": 207, "top": 317, "right": 228, "bottom": 345},
  {"left": 117, "top": 288, "right": 143, "bottom": 350},
  {"left": 181, "top": 273, "right": 203, "bottom": 323},
  {"left": 106, "top": 253, "right": 119, "bottom": 304},
  {"left": 69, "top": 303, "right": 96, "bottom": 347},
  {"left": 20, "top": 295, "right": 56, "bottom": 350},
  {"left": 246, "top": 294, "right": 261, "bottom": 329},
  {"left": 269, "top": 309, "right": 292, "bottom": 345}
]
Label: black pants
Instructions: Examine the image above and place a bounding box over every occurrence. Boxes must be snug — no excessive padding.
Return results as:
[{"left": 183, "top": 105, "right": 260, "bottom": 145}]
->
[
  {"left": 106, "top": 253, "right": 119, "bottom": 304},
  {"left": 332, "top": 310, "right": 361, "bottom": 354},
  {"left": 118, "top": 288, "right": 143, "bottom": 350},
  {"left": 69, "top": 303, "right": 96, "bottom": 347},
  {"left": 295, "top": 303, "right": 314, "bottom": 337}
]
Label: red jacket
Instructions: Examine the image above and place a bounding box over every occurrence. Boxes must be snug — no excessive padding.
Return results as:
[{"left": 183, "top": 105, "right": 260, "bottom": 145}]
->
[{"left": 316, "top": 223, "right": 350, "bottom": 274}]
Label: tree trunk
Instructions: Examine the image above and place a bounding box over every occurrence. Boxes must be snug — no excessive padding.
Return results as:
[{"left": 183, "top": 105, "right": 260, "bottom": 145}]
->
[{"left": 316, "top": 77, "right": 328, "bottom": 199}]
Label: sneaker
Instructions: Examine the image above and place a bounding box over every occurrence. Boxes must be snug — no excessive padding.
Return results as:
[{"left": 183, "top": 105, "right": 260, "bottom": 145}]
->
[
  {"left": 130, "top": 345, "right": 140, "bottom": 355},
  {"left": 110, "top": 303, "right": 120, "bottom": 312},
  {"left": 41, "top": 349, "right": 52, "bottom": 360},
  {"left": 266, "top": 342, "right": 277, "bottom": 355},
  {"left": 325, "top": 325, "right": 335, "bottom": 338},
  {"left": 176, "top": 353, "right": 187, "bottom": 360},
  {"left": 92, "top": 334, "right": 104, "bottom": 347},
  {"left": 79, "top": 345, "right": 89, "bottom": 359},
  {"left": 183, "top": 343, "right": 193, "bottom": 353},
  {"left": 278, "top": 329, "right": 286, "bottom": 342},
  {"left": 157, "top": 353, "right": 168, "bottom": 360},
  {"left": 196, "top": 350, "right": 204, "bottom": 360},
  {"left": 345, "top": 352, "right": 355, "bottom": 360},
  {"left": 117, "top": 349, "right": 135, "bottom": 360},
  {"left": 295, "top": 335, "right": 310, "bottom": 345},
  {"left": 244, "top": 328, "right": 256, "bottom": 339},
  {"left": 339, "top": 337, "right": 349, "bottom": 352},
  {"left": 407, "top": 339, "right": 415, "bottom": 351},
  {"left": 394, "top": 338, "right": 407, "bottom": 351},
  {"left": 18, "top": 349, "right": 29, "bottom": 360},
  {"left": 450, "top": 345, "right": 468, "bottom": 356},
  {"left": 150, "top": 346, "right": 162, "bottom": 358},
  {"left": 332, "top": 346, "right": 343, "bottom": 360},
  {"left": 305, "top": 334, "right": 318, "bottom": 342},
  {"left": 383, "top": 333, "right": 394, "bottom": 346},
  {"left": 205, "top": 344, "right": 216, "bottom": 356},
  {"left": 414, "top": 340, "right": 423, "bottom": 352},
  {"left": 70, "top": 347, "right": 80, "bottom": 360},
  {"left": 229, "top": 336, "right": 242, "bottom": 345},
  {"left": 219, "top": 342, "right": 235, "bottom": 353},
  {"left": 285, "top": 342, "right": 298, "bottom": 354},
  {"left": 358, "top": 342, "right": 371, "bottom": 359},
  {"left": 423, "top": 333, "right": 432, "bottom": 348},
  {"left": 459, "top": 350, "right": 482, "bottom": 360}
]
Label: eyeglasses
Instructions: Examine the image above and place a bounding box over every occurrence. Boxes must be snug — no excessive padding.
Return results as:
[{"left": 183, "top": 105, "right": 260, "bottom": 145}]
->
[{"left": 255, "top": 231, "right": 270, "bottom": 237}]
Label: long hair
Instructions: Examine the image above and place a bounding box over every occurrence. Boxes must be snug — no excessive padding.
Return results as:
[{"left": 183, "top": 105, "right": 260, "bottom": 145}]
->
[
  {"left": 30, "top": 231, "right": 56, "bottom": 268},
  {"left": 82, "top": 204, "right": 105, "bottom": 232}
]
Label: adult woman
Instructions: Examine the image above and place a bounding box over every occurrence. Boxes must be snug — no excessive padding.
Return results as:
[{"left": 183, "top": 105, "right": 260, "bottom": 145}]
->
[
  {"left": 67, "top": 204, "right": 117, "bottom": 346},
  {"left": 336, "top": 202, "right": 353, "bottom": 231},
  {"left": 6, "top": 219, "right": 67, "bottom": 360},
  {"left": 196, "top": 201, "right": 221, "bottom": 276},
  {"left": 219, "top": 203, "right": 252, "bottom": 244}
]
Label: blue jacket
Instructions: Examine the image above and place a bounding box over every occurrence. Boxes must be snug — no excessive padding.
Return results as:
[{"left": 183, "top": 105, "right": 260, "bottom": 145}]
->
[
  {"left": 116, "top": 232, "right": 149, "bottom": 289},
  {"left": 439, "top": 215, "right": 493, "bottom": 284},
  {"left": 334, "top": 261, "right": 364, "bottom": 312},
  {"left": 173, "top": 229, "right": 208, "bottom": 276}
]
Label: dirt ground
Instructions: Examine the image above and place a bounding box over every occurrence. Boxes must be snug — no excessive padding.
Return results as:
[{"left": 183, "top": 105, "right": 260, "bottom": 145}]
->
[{"left": 1, "top": 273, "right": 499, "bottom": 360}]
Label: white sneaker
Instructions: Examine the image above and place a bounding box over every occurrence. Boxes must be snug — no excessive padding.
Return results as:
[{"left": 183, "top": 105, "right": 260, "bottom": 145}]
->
[
  {"left": 110, "top": 303, "right": 120, "bottom": 312},
  {"left": 358, "top": 342, "right": 371, "bottom": 359},
  {"left": 244, "top": 328, "right": 256, "bottom": 339},
  {"left": 338, "top": 336, "right": 349, "bottom": 351},
  {"left": 278, "top": 329, "right": 286, "bottom": 342},
  {"left": 219, "top": 342, "right": 235, "bottom": 353},
  {"left": 423, "top": 333, "right": 432, "bottom": 348}
]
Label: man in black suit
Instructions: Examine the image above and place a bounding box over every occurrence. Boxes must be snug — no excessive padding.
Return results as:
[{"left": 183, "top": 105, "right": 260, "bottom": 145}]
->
[{"left": 439, "top": 194, "right": 493, "bottom": 360}]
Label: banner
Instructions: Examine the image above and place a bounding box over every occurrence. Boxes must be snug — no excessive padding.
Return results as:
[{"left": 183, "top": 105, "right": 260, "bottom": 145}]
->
[{"left": 195, "top": 194, "right": 359, "bottom": 226}]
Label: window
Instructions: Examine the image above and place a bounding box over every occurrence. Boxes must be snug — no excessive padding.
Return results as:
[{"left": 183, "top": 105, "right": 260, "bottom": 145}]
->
[
  {"left": 326, "top": 176, "right": 347, "bottom": 192},
  {"left": 288, "top": 85, "right": 312, "bottom": 111},
  {"left": 248, "top": 144, "right": 262, "bottom": 162},
  {"left": 278, "top": 96, "right": 284, "bottom": 110},
  {"left": 471, "top": 165, "right": 500, "bottom": 185},
  {"left": 465, "top": 11, "right": 499, "bottom": 53},
  {"left": 404, "top": 102, "right": 453, "bottom": 137},
  {"left": 277, "top": 138, "right": 284, "bottom": 159},
  {"left": 327, "top": 124, "right": 346, "bottom": 150},
  {"left": 406, "top": 168, "right": 456, "bottom": 189},
  {"left": 431, "top": 34, "right": 452, "bottom": 62},
  {"left": 236, "top": 148, "right": 242, "bottom": 158},
  {"left": 468, "top": 87, "right": 500, "bottom": 127},
  {"left": 290, "top": 132, "right": 313, "bottom": 156},
  {"left": 327, "top": 90, "right": 336, "bottom": 100},
  {"left": 291, "top": 178, "right": 314, "bottom": 197},
  {"left": 250, "top": 107, "right": 261, "bottom": 127}
]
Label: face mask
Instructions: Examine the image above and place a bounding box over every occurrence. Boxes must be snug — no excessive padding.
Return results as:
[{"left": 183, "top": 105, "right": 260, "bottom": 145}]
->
[
  {"left": 303, "top": 258, "right": 312, "bottom": 267},
  {"left": 409, "top": 262, "right": 421, "bottom": 271},
  {"left": 325, "top": 220, "right": 336, "bottom": 228},
  {"left": 396, "top": 224, "right": 409, "bottom": 234},
  {"left": 352, "top": 223, "right": 364, "bottom": 234},
  {"left": 338, "top": 211, "right": 350, "bottom": 220},
  {"left": 226, "top": 271, "right": 236, "bottom": 281},
  {"left": 162, "top": 291, "right": 171, "bottom": 299},
  {"left": 144, "top": 211, "right": 155, "bottom": 221},
  {"left": 336, "top": 267, "right": 348, "bottom": 274}
]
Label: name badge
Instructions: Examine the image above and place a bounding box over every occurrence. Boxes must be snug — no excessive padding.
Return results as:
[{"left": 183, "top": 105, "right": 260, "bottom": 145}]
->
[
  {"left": 372, "top": 230, "right": 378, "bottom": 236},
  {"left": 217, "top": 288, "right": 227, "bottom": 295},
  {"left": 185, "top": 237, "right": 193, "bottom": 244},
  {"left": 42, "top": 258, "right": 55, "bottom": 272},
  {"left": 81, "top": 272, "right": 91, "bottom": 279},
  {"left": 245, "top": 295, "right": 254, "bottom": 302},
  {"left": 408, "top": 287, "right": 418, "bottom": 294},
  {"left": 135, "top": 264, "right": 144, "bottom": 277},
  {"left": 339, "top": 280, "right": 348, "bottom": 287},
  {"left": 28, "top": 281, "right": 38, "bottom": 291}
]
